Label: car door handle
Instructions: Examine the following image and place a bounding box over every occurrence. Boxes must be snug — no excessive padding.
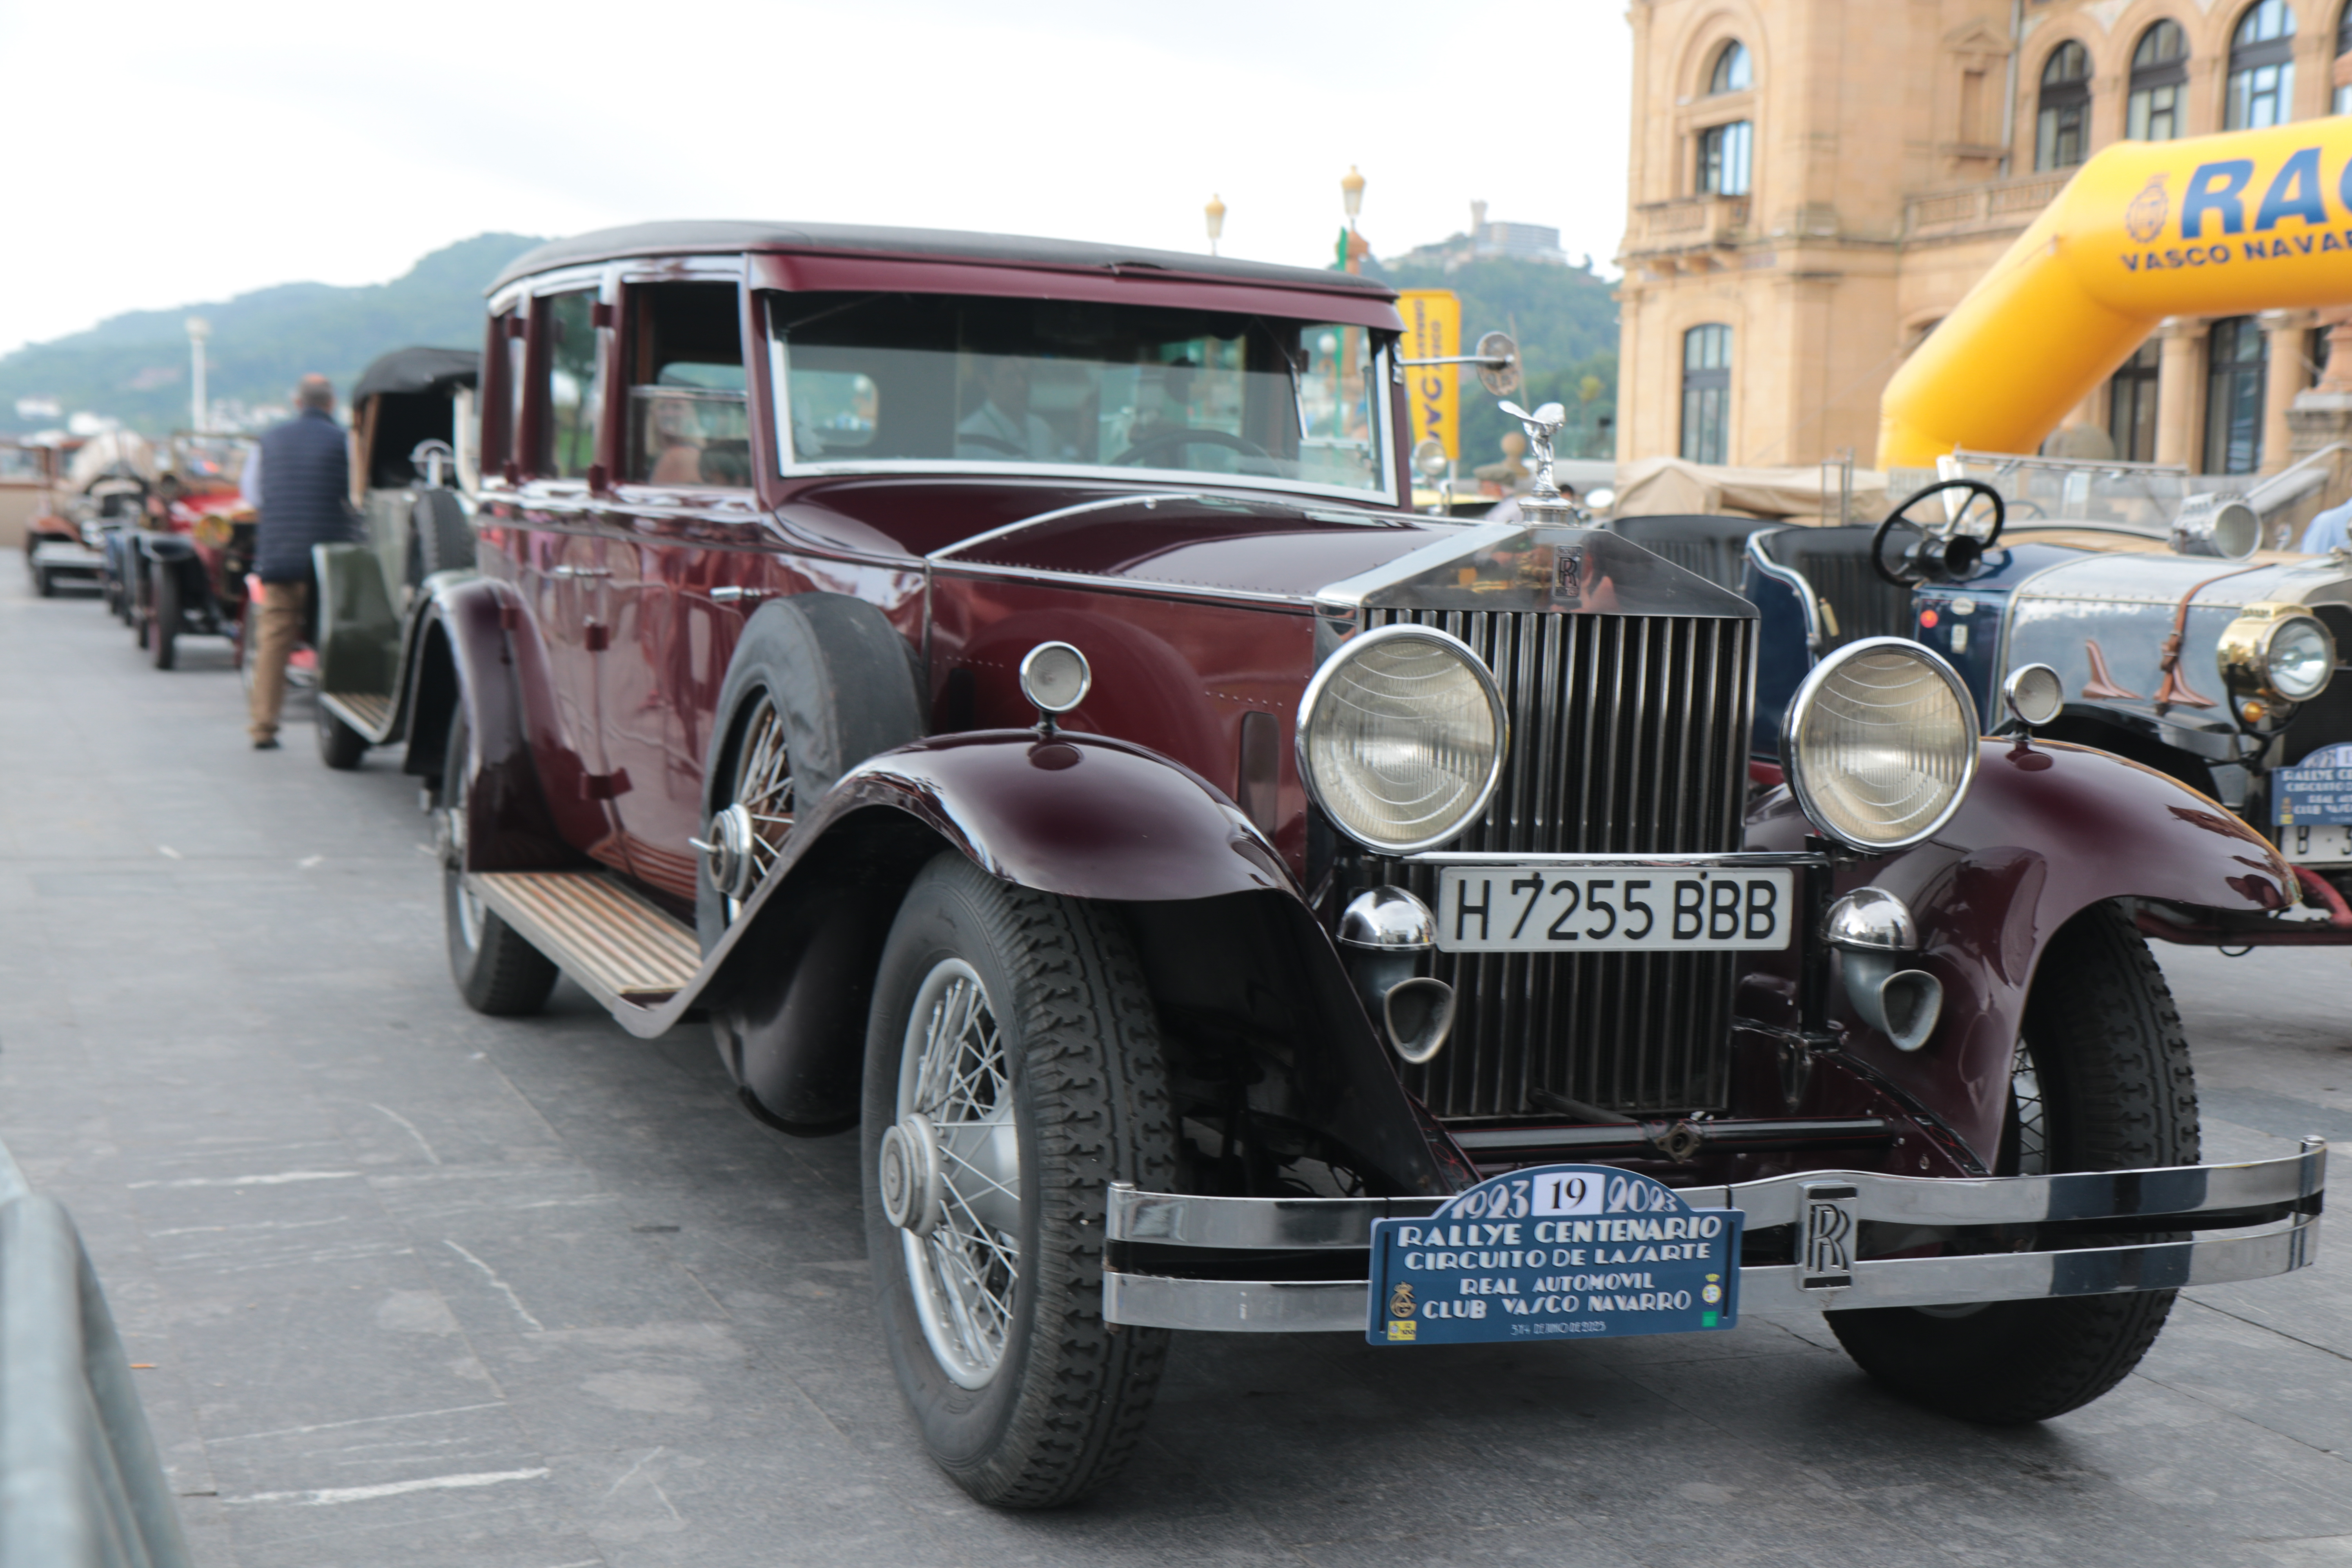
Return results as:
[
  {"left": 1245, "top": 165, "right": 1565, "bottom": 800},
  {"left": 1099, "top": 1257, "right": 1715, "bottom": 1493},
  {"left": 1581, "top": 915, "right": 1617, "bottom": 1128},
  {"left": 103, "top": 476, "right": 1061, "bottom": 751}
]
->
[
  {"left": 550, "top": 565, "right": 612, "bottom": 579},
  {"left": 710, "top": 586, "right": 769, "bottom": 603}
]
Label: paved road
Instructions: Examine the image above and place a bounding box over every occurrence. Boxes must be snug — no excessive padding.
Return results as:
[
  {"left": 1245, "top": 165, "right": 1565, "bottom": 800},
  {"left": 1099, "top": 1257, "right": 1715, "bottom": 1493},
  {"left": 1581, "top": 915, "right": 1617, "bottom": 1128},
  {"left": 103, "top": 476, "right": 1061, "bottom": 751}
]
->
[{"left": 3, "top": 568, "right": 2350, "bottom": 1568}]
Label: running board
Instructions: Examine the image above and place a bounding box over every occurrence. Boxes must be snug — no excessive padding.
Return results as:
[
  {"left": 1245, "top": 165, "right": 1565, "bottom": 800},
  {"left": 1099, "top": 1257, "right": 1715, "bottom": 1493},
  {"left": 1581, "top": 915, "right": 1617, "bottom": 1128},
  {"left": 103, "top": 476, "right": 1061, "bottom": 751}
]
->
[
  {"left": 468, "top": 872, "right": 702, "bottom": 1018},
  {"left": 319, "top": 690, "right": 396, "bottom": 742}
]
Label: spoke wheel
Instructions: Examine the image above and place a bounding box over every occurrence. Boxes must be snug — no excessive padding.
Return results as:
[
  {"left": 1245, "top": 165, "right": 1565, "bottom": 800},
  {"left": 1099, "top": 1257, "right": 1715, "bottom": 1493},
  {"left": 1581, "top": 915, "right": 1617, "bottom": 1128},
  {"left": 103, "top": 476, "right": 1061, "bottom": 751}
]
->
[
  {"left": 862, "top": 853, "right": 1174, "bottom": 1508},
  {"left": 438, "top": 706, "right": 558, "bottom": 1016},
  {"left": 1828, "top": 902, "right": 2198, "bottom": 1422},
  {"left": 710, "top": 692, "right": 793, "bottom": 923},
  {"left": 895, "top": 959, "right": 1022, "bottom": 1388}
]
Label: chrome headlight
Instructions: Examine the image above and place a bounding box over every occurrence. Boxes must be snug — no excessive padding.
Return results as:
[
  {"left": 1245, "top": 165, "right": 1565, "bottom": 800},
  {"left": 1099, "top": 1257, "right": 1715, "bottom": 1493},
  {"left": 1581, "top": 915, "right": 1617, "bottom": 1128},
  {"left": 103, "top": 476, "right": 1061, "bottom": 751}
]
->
[
  {"left": 1297, "top": 624, "right": 1506, "bottom": 854},
  {"left": 1783, "top": 637, "right": 1980, "bottom": 853},
  {"left": 2219, "top": 604, "right": 2335, "bottom": 705}
]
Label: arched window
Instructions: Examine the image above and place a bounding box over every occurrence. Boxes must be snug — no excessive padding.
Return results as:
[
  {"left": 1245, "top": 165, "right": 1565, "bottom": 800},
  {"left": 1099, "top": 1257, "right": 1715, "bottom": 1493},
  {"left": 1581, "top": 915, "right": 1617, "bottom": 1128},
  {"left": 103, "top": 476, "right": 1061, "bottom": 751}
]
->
[
  {"left": 2226, "top": 0, "right": 2297, "bottom": 129},
  {"left": 2336, "top": 2, "right": 2350, "bottom": 114},
  {"left": 1709, "top": 40, "right": 1752, "bottom": 94},
  {"left": 1696, "top": 38, "right": 1754, "bottom": 194},
  {"left": 1681, "top": 325, "right": 1732, "bottom": 465},
  {"left": 2127, "top": 21, "right": 2189, "bottom": 140},
  {"left": 2205, "top": 317, "right": 2268, "bottom": 474},
  {"left": 2035, "top": 42, "right": 2092, "bottom": 170}
]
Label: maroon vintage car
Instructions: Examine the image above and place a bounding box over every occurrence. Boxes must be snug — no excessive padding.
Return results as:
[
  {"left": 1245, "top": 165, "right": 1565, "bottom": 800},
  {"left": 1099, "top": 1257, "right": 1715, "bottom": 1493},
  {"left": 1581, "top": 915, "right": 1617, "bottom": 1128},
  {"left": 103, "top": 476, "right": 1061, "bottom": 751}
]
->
[{"left": 339, "top": 222, "right": 2323, "bottom": 1508}]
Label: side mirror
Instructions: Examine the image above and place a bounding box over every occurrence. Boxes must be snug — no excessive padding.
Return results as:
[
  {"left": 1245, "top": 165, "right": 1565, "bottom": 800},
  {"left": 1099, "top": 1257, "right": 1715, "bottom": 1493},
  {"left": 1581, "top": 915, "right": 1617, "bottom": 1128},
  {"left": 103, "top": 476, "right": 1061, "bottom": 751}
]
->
[
  {"left": 1412, "top": 437, "right": 1448, "bottom": 479},
  {"left": 1474, "top": 332, "right": 1520, "bottom": 397}
]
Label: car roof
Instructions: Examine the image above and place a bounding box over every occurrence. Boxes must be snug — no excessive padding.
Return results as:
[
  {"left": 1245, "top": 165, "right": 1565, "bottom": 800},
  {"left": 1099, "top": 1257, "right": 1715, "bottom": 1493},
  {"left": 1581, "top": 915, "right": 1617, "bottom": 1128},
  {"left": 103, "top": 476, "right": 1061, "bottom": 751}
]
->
[
  {"left": 350, "top": 346, "right": 480, "bottom": 404},
  {"left": 490, "top": 221, "right": 1396, "bottom": 300}
]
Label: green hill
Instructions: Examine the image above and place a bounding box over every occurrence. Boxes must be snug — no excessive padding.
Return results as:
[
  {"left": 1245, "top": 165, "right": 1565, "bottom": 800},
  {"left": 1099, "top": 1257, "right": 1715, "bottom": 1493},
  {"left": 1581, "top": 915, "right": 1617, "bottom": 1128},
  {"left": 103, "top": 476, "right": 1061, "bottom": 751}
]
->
[
  {"left": 0, "top": 233, "right": 546, "bottom": 437},
  {"left": 1370, "top": 252, "right": 1621, "bottom": 465}
]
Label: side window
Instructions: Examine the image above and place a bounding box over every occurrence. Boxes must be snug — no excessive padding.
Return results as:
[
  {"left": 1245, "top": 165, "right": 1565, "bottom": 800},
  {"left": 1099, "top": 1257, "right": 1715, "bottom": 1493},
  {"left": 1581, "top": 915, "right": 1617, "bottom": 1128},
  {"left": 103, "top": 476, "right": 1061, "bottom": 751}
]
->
[
  {"left": 537, "top": 290, "right": 601, "bottom": 479},
  {"left": 480, "top": 309, "right": 523, "bottom": 477},
  {"left": 623, "top": 282, "right": 750, "bottom": 486}
]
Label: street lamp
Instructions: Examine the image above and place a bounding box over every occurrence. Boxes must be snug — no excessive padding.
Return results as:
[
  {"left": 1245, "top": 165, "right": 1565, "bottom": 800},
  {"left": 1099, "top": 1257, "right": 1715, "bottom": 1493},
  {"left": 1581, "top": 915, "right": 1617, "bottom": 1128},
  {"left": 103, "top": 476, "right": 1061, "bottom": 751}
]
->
[
  {"left": 185, "top": 317, "right": 210, "bottom": 433},
  {"left": 1338, "top": 166, "right": 1368, "bottom": 274},
  {"left": 1205, "top": 194, "right": 1226, "bottom": 257}
]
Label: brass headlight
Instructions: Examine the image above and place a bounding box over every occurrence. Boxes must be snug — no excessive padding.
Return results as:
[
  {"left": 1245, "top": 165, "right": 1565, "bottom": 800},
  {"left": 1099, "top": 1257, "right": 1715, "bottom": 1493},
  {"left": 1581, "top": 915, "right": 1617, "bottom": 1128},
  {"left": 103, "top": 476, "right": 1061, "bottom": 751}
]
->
[
  {"left": 2218, "top": 604, "right": 2336, "bottom": 706},
  {"left": 1783, "top": 638, "right": 1980, "bottom": 853},
  {"left": 1297, "top": 625, "right": 1507, "bottom": 854}
]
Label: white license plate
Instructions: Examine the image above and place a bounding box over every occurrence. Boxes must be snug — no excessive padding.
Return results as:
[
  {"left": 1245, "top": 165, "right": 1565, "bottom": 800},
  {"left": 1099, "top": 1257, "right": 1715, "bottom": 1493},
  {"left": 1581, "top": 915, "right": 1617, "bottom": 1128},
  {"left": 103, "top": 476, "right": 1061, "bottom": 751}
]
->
[
  {"left": 2278, "top": 824, "right": 2352, "bottom": 865},
  {"left": 1434, "top": 866, "right": 1795, "bottom": 954}
]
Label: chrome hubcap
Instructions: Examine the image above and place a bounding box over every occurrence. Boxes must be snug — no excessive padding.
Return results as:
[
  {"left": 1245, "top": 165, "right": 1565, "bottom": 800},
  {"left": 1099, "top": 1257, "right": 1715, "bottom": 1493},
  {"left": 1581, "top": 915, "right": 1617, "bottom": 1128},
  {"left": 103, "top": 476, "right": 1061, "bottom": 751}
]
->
[
  {"left": 696, "top": 803, "right": 758, "bottom": 902},
  {"left": 878, "top": 1112, "right": 945, "bottom": 1236},
  {"left": 895, "top": 959, "right": 1021, "bottom": 1389}
]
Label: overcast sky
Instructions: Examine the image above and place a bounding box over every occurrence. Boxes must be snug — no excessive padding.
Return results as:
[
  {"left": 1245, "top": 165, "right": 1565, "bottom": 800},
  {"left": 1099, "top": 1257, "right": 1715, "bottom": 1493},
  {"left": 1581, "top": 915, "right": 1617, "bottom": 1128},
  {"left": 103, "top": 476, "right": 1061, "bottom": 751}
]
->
[{"left": 0, "top": 0, "right": 1631, "bottom": 356}]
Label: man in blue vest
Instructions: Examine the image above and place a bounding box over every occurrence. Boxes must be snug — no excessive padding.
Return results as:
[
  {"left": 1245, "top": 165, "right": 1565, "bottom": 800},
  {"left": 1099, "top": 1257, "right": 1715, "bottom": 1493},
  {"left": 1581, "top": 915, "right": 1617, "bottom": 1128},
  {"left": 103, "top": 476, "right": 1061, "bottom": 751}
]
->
[{"left": 247, "top": 375, "right": 358, "bottom": 748}]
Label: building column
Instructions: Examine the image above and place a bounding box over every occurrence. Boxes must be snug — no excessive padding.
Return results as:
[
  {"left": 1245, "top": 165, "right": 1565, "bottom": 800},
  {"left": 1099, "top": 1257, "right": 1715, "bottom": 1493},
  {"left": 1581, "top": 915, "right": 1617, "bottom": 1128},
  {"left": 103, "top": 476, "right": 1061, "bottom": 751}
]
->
[
  {"left": 2259, "top": 309, "right": 2316, "bottom": 474},
  {"left": 2154, "top": 317, "right": 2203, "bottom": 469}
]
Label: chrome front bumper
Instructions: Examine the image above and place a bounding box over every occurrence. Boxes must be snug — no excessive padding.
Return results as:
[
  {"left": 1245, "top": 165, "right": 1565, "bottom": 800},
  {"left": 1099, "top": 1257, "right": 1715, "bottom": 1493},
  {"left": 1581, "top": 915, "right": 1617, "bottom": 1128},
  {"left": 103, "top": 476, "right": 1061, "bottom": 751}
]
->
[{"left": 1102, "top": 1141, "right": 2325, "bottom": 1333}]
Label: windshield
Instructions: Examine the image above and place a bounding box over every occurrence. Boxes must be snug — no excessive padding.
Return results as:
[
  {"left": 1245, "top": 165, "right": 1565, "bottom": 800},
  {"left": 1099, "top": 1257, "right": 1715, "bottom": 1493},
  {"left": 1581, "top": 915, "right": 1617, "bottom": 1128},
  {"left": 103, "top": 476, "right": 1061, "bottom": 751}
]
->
[
  {"left": 768, "top": 292, "right": 1392, "bottom": 497},
  {"left": 1927, "top": 449, "right": 2190, "bottom": 532}
]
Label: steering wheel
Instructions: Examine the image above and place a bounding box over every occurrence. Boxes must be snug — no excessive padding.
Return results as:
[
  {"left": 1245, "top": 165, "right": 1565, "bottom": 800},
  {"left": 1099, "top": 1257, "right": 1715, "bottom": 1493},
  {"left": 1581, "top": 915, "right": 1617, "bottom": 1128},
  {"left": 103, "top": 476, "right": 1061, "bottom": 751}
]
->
[
  {"left": 1871, "top": 478, "right": 2007, "bottom": 586},
  {"left": 1112, "top": 428, "right": 1273, "bottom": 468}
]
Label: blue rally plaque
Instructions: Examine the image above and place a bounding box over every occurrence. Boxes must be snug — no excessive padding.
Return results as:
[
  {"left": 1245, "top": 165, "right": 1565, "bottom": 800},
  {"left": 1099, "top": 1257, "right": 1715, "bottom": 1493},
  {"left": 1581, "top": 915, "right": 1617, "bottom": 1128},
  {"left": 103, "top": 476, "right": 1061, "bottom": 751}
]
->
[
  {"left": 1367, "top": 1164, "right": 1742, "bottom": 1347},
  {"left": 2276, "top": 742, "right": 2352, "bottom": 827}
]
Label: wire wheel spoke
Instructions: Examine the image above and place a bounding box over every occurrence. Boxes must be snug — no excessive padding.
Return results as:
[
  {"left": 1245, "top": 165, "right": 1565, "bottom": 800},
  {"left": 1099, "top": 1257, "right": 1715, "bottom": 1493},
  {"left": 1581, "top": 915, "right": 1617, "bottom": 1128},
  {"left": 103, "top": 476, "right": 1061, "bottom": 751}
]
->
[
  {"left": 897, "top": 960, "right": 1022, "bottom": 1388},
  {"left": 723, "top": 695, "right": 795, "bottom": 918},
  {"left": 2011, "top": 1043, "right": 2048, "bottom": 1178}
]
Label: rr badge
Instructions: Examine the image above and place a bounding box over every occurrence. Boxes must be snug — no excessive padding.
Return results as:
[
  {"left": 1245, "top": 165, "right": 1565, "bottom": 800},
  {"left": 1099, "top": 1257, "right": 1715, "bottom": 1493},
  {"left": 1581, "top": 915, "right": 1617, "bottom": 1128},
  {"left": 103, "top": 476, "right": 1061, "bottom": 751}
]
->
[
  {"left": 1800, "top": 1181, "right": 1858, "bottom": 1289},
  {"left": 1553, "top": 547, "right": 1585, "bottom": 607}
]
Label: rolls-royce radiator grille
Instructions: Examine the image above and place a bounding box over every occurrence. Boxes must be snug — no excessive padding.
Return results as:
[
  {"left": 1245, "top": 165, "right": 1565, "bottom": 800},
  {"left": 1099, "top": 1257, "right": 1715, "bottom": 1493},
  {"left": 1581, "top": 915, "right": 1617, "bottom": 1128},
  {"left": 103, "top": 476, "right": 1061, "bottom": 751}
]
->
[{"left": 1369, "top": 608, "right": 1756, "bottom": 1120}]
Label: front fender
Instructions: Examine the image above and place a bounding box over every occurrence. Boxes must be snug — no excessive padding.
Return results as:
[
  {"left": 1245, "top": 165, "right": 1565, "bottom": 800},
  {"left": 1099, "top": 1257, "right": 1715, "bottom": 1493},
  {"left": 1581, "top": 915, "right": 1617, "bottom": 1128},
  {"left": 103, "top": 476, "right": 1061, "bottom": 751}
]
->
[
  {"left": 823, "top": 730, "right": 1294, "bottom": 900},
  {"left": 418, "top": 574, "right": 576, "bottom": 872},
  {"left": 705, "top": 732, "right": 1466, "bottom": 1193},
  {"left": 1745, "top": 737, "right": 2293, "bottom": 1165}
]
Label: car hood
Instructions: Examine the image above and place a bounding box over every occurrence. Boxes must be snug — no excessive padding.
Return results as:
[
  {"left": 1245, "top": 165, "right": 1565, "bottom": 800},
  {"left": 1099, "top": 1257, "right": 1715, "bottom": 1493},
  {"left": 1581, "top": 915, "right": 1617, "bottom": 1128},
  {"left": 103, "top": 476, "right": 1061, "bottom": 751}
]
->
[
  {"left": 2004, "top": 550, "right": 2352, "bottom": 730},
  {"left": 780, "top": 477, "right": 1755, "bottom": 617}
]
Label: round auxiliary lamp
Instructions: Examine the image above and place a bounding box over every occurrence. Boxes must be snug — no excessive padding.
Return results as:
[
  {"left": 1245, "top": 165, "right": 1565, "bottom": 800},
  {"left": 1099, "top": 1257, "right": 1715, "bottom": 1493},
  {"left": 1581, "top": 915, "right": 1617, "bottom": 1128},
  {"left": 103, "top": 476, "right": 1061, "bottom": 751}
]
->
[{"left": 1019, "top": 641, "right": 1092, "bottom": 736}]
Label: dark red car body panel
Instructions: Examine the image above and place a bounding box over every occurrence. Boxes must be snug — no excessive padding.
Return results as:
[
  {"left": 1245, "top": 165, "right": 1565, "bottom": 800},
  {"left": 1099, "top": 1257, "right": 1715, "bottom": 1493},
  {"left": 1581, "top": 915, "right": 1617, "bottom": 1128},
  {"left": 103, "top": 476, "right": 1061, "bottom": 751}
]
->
[{"left": 1743, "top": 738, "right": 2293, "bottom": 1166}]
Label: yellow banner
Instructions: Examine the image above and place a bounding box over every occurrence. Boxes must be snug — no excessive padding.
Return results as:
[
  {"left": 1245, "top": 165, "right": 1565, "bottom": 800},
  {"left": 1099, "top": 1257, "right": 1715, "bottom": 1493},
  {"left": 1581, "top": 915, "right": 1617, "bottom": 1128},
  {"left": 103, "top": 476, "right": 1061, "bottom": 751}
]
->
[{"left": 1396, "top": 289, "right": 1461, "bottom": 463}]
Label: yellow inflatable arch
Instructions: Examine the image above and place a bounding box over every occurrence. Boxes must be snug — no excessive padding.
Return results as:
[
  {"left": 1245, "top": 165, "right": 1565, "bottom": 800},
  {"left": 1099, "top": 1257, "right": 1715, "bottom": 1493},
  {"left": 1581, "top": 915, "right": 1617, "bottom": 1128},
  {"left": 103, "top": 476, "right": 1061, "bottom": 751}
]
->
[{"left": 1878, "top": 118, "right": 2352, "bottom": 469}]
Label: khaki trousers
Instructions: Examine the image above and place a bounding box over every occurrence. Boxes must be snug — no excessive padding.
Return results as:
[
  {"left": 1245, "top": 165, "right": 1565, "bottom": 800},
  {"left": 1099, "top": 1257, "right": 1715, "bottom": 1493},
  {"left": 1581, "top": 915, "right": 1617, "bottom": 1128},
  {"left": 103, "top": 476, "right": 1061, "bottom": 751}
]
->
[{"left": 247, "top": 580, "right": 310, "bottom": 742}]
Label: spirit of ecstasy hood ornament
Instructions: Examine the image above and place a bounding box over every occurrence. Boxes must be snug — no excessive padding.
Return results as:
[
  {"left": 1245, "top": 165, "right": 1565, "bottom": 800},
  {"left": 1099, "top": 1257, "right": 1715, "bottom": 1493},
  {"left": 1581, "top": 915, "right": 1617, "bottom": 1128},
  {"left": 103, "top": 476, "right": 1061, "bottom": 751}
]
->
[{"left": 1497, "top": 399, "right": 1576, "bottom": 523}]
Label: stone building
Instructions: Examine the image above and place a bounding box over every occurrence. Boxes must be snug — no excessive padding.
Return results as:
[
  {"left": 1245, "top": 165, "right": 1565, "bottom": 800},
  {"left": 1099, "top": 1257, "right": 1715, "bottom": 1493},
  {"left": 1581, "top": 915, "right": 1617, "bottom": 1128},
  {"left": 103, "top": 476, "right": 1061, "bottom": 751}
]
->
[{"left": 1615, "top": 0, "right": 2352, "bottom": 485}]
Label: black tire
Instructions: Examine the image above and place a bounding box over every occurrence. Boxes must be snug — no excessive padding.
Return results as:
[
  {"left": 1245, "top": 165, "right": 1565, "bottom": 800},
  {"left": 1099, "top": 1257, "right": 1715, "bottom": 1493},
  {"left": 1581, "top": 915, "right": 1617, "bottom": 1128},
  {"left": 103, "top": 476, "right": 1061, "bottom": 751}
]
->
[
  {"left": 440, "top": 706, "right": 559, "bottom": 1016},
  {"left": 415, "top": 490, "right": 475, "bottom": 577},
  {"left": 1828, "top": 901, "right": 2199, "bottom": 1423},
  {"left": 695, "top": 593, "right": 925, "bottom": 950},
  {"left": 317, "top": 702, "right": 368, "bottom": 770},
  {"left": 862, "top": 853, "right": 1174, "bottom": 1509},
  {"left": 149, "top": 560, "right": 179, "bottom": 670}
]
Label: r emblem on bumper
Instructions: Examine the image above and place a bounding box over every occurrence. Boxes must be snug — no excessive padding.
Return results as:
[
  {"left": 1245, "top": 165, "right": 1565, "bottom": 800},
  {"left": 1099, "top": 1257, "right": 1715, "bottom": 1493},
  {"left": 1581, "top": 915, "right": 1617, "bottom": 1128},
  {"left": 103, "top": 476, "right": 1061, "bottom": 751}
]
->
[{"left": 1801, "top": 1182, "right": 1858, "bottom": 1290}]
